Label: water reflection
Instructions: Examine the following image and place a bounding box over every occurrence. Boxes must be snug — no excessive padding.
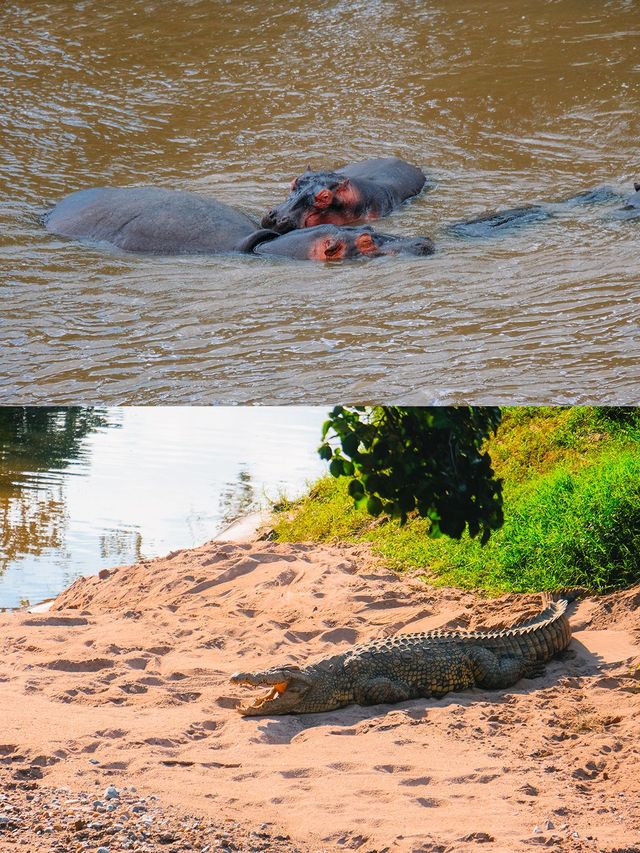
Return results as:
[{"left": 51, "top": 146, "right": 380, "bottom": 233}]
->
[
  {"left": 0, "top": 407, "right": 111, "bottom": 580},
  {"left": 0, "top": 406, "right": 325, "bottom": 608}
]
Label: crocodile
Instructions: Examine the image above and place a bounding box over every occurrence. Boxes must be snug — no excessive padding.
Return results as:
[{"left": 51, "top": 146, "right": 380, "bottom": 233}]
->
[{"left": 231, "top": 593, "right": 577, "bottom": 715}]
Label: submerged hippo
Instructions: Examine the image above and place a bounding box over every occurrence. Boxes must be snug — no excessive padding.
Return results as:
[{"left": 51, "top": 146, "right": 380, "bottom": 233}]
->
[
  {"left": 612, "top": 182, "right": 640, "bottom": 219},
  {"left": 261, "top": 157, "right": 427, "bottom": 233},
  {"left": 449, "top": 185, "right": 632, "bottom": 237},
  {"left": 252, "top": 224, "right": 434, "bottom": 259},
  {"left": 43, "top": 187, "right": 434, "bottom": 260}
]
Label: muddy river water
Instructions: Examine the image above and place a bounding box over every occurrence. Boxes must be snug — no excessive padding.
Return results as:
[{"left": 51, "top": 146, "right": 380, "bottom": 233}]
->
[{"left": 1, "top": 0, "right": 638, "bottom": 403}]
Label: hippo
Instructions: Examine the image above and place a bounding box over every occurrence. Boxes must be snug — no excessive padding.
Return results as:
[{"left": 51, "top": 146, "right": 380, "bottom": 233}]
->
[
  {"left": 261, "top": 157, "right": 427, "bottom": 234},
  {"left": 251, "top": 224, "right": 434, "bottom": 260},
  {"left": 449, "top": 185, "right": 630, "bottom": 237},
  {"left": 43, "top": 186, "right": 259, "bottom": 254},
  {"left": 611, "top": 182, "right": 640, "bottom": 219},
  {"left": 43, "top": 186, "right": 435, "bottom": 260}
]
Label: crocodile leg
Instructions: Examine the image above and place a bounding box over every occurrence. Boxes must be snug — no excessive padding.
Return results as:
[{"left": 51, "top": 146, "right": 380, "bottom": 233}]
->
[
  {"left": 469, "top": 647, "right": 546, "bottom": 690},
  {"left": 353, "top": 677, "right": 412, "bottom": 706}
]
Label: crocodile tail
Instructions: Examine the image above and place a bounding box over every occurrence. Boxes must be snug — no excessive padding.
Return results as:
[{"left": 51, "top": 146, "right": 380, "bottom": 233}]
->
[{"left": 545, "top": 587, "right": 587, "bottom": 605}]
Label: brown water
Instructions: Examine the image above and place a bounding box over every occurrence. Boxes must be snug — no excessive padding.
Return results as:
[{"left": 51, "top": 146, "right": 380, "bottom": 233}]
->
[{"left": 2, "top": 0, "right": 638, "bottom": 404}]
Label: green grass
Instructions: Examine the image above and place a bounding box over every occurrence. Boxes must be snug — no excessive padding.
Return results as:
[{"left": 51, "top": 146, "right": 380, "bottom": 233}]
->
[{"left": 272, "top": 408, "right": 640, "bottom": 593}]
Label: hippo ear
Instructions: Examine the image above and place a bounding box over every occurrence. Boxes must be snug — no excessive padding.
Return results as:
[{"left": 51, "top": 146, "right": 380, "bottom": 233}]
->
[
  {"left": 635, "top": 182, "right": 640, "bottom": 193},
  {"left": 236, "top": 229, "right": 280, "bottom": 254},
  {"left": 334, "top": 177, "right": 355, "bottom": 203}
]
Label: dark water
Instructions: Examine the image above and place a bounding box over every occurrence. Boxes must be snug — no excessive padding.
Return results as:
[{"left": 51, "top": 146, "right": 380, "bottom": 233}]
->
[
  {"left": 0, "top": 406, "right": 325, "bottom": 608},
  {"left": 1, "top": 0, "right": 638, "bottom": 404}
]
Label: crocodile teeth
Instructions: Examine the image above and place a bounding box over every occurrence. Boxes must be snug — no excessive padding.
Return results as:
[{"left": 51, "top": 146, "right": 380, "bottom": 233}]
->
[{"left": 239, "top": 684, "right": 288, "bottom": 712}]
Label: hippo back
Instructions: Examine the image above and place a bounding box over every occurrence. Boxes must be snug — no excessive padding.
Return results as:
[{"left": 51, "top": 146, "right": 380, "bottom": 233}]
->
[
  {"left": 44, "top": 187, "right": 258, "bottom": 254},
  {"left": 337, "top": 157, "right": 426, "bottom": 201}
]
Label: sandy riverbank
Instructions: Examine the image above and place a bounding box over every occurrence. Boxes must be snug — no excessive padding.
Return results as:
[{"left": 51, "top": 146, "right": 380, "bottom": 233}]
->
[{"left": 1, "top": 537, "right": 639, "bottom": 852}]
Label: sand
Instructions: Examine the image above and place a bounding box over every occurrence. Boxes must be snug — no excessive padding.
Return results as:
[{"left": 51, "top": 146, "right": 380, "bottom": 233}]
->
[{"left": 1, "top": 537, "right": 639, "bottom": 852}]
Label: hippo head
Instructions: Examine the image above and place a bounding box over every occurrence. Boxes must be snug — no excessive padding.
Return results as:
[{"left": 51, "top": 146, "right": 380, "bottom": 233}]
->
[
  {"left": 246, "top": 224, "right": 435, "bottom": 261},
  {"left": 261, "top": 170, "right": 365, "bottom": 233}
]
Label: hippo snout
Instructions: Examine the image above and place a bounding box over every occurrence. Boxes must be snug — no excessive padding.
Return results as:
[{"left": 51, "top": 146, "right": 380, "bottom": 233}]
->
[
  {"left": 260, "top": 209, "right": 297, "bottom": 234},
  {"left": 379, "top": 235, "right": 435, "bottom": 256},
  {"left": 410, "top": 237, "right": 436, "bottom": 256},
  {"left": 261, "top": 209, "right": 277, "bottom": 228}
]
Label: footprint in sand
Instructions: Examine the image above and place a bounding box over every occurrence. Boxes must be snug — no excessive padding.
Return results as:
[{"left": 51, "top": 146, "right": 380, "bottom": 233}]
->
[
  {"left": 278, "top": 768, "right": 314, "bottom": 779},
  {"left": 327, "top": 762, "right": 358, "bottom": 772},
  {"left": 251, "top": 551, "right": 297, "bottom": 564},
  {"left": 144, "top": 736, "right": 185, "bottom": 747},
  {"left": 23, "top": 616, "right": 89, "bottom": 627},
  {"left": 320, "top": 628, "right": 358, "bottom": 644},
  {"left": 119, "top": 683, "right": 148, "bottom": 695},
  {"left": 416, "top": 797, "right": 442, "bottom": 808},
  {"left": 374, "top": 764, "right": 414, "bottom": 774},
  {"left": 175, "top": 691, "right": 201, "bottom": 702},
  {"left": 124, "top": 656, "right": 151, "bottom": 670},
  {"left": 138, "top": 676, "right": 165, "bottom": 686},
  {"left": 42, "top": 658, "right": 114, "bottom": 672},
  {"left": 260, "top": 569, "right": 298, "bottom": 587},
  {"left": 400, "top": 776, "right": 433, "bottom": 786},
  {"left": 448, "top": 772, "right": 501, "bottom": 785},
  {"left": 185, "top": 721, "right": 217, "bottom": 740},
  {"left": 147, "top": 645, "right": 172, "bottom": 656},
  {"left": 571, "top": 760, "right": 606, "bottom": 780},
  {"left": 284, "top": 629, "right": 322, "bottom": 643}
]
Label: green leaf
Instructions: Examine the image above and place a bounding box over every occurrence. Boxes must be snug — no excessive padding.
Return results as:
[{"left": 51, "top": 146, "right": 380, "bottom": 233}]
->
[
  {"left": 348, "top": 479, "right": 364, "bottom": 498},
  {"left": 329, "top": 458, "right": 344, "bottom": 478},
  {"left": 318, "top": 443, "right": 333, "bottom": 461},
  {"left": 366, "top": 495, "right": 383, "bottom": 516},
  {"left": 341, "top": 431, "right": 360, "bottom": 457}
]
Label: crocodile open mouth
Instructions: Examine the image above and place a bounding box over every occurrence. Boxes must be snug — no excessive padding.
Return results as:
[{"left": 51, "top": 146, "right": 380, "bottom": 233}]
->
[
  {"left": 230, "top": 669, "right": 312, "bottom": 715},
  {"left": 236, "top": 680, "right": 289, "bottom": 714}
]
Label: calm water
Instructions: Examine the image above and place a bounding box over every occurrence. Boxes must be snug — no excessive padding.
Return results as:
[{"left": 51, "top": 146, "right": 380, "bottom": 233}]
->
[
  {"left": 0, "top": 406, "right": 326, "bottom": 608},
  {"left": 1, "top": 0, "right": 638, "bottom": 404}
]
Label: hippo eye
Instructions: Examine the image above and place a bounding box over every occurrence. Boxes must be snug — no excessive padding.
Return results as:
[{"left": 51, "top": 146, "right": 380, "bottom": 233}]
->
[{"left": 314, "top": 189, "right": 333, "bottom": 209}]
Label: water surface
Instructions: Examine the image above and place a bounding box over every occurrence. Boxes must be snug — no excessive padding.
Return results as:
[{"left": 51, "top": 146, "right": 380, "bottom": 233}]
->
[
  {"left": 1, "top": 0, "right": 638, "bottom": 403},
  {"left": 0, "top": 406, "right": 325, "bottom": 608}
]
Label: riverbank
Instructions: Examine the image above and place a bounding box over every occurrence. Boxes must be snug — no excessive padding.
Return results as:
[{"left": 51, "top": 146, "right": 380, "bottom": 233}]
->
[
  {"left": 1, "top": 537, "right": 639, "bottom": 851},
  {"left": 271, "top": 408, "right": 640, "bottom": 593}
]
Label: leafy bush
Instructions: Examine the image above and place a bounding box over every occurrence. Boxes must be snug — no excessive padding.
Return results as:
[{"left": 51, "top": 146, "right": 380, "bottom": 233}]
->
[{"left": 273, "top": 407, "right": 640, "bottom": 593}]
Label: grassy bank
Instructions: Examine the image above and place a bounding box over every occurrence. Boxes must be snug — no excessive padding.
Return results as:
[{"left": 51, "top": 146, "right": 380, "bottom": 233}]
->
[{"left": 272, "top": 408, "right": 640, "bottom": 593}]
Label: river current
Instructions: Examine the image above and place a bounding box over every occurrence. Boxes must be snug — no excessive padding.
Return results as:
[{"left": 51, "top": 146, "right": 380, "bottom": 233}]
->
[{"left": 1, "top": 0, "right": 638, "bottom": 403}]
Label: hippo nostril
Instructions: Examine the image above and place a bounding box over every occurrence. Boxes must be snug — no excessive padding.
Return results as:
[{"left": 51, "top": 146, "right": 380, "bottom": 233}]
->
[
  {"left": 274, "top": 217, "right": 296, "bottom": 234},
  {"left": 412, "top": 238, "right": 435, "bottom": 256},
  {"left": 260, "top": 210, "right": 277, "bottom": 228}
]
